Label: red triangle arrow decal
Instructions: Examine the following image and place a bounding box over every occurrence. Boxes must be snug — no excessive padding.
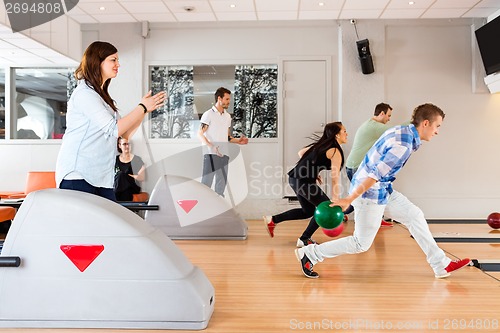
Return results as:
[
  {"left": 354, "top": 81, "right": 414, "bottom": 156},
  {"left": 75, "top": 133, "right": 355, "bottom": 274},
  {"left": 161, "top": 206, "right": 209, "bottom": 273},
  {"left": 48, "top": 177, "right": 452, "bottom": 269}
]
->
[
  {"left": 177, "top": 200, "right": 198, "bottom": 214},
  {"left": 60, "top": 245, "right": 104, "bottom": 272}
]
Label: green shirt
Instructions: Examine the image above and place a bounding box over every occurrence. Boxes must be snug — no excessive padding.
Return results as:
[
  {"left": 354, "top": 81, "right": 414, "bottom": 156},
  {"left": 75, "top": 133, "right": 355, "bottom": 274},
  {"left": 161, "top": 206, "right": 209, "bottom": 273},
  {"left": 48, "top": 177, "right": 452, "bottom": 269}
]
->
[{"left": 346, "top": 118, "right": 390, "bottom": 169}]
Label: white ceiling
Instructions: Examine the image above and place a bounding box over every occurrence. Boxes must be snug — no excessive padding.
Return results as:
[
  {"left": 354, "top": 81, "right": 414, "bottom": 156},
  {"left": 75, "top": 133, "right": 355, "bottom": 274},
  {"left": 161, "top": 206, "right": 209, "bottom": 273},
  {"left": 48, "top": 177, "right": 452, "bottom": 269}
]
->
[
  {"left": 0, "top": 24, "right": 79, "bottom": 66},
  {"left": 1, "top": 0, "right": 500, "bottom": 66},
  {"left": 67, "top": 0, "right": 500, "bottom": 23}
]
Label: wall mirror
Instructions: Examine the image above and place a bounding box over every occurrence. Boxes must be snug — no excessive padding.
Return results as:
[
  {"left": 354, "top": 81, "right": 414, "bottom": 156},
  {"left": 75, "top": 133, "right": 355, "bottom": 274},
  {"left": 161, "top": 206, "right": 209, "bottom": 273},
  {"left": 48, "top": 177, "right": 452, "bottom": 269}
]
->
[
  {"left": 0, "top": 67, "right": 73, "bottom": 140},
  {"left": 149, "top": 64, "right": 278, "bottom": 139}
]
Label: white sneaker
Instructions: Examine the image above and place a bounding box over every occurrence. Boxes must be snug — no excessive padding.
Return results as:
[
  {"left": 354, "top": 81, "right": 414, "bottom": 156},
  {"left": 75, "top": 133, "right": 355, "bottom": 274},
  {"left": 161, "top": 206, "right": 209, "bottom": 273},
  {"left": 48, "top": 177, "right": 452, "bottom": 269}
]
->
[{"left": 296, "top": 238, "right": 318, "bottom": 248}]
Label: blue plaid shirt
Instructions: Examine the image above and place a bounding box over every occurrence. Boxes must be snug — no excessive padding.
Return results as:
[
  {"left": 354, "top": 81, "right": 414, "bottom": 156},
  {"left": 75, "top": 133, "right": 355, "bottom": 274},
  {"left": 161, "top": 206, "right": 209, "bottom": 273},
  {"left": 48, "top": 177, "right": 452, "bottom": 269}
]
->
[{"left": 350, "top": 124, "right": 421, "bottom": 204}]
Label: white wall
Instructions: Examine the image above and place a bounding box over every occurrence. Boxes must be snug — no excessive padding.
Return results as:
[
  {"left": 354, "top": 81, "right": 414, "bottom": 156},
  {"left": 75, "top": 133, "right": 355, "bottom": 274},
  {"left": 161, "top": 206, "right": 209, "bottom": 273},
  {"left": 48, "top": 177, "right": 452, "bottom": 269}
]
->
[
  {"left": 384, "top": 21, "right": 500, "bottom": 218},
  {"left": 0, "top": 142, "right": 60, "bottom": 191},
  {"left": 1, "top": 19, "right": 499, "bottom": 219}
]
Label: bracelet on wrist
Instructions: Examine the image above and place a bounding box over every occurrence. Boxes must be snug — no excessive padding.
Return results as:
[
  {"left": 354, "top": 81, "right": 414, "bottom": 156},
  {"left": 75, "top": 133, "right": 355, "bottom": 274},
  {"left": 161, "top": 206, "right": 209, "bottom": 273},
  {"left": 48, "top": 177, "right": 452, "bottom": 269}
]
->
[{"left": 138, "top": 103, "right": 147, "bottom": 113}]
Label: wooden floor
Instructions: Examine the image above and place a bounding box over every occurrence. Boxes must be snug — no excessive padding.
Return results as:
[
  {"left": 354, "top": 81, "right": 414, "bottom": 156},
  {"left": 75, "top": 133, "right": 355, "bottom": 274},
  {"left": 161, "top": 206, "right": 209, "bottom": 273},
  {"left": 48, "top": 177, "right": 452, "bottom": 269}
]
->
[{"left": 1, "top": 219, "right": 499, "bottom": 333}]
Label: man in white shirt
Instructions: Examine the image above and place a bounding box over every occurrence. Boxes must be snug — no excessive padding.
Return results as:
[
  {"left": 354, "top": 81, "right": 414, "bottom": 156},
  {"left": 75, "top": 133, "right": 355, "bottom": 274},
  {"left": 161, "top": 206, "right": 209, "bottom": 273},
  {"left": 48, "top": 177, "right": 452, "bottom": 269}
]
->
[{"left": 198, "top": 87, "right": 248, "bottom": 197}]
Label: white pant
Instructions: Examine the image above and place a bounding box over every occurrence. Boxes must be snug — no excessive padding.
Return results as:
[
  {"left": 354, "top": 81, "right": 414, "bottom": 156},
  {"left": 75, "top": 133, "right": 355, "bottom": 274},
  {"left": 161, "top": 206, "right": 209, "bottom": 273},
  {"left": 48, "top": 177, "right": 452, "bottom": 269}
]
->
[{"left": 302, "top": 190, "right": 451, "bottom": 276}]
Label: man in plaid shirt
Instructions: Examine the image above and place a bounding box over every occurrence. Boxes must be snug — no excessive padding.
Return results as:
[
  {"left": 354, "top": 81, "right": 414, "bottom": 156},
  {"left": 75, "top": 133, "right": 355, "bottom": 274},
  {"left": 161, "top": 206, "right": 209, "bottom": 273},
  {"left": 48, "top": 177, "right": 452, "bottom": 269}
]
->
[{"left": 296, "top": 103, "right": 471, "bottom": 279}]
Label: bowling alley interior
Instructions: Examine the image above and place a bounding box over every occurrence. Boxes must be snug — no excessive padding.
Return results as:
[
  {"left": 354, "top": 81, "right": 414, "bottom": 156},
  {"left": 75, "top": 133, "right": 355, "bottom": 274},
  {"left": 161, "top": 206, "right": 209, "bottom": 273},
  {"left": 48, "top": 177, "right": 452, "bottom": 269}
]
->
[{"left": 1, "top": 1, "right": 500, "bottom": 332}]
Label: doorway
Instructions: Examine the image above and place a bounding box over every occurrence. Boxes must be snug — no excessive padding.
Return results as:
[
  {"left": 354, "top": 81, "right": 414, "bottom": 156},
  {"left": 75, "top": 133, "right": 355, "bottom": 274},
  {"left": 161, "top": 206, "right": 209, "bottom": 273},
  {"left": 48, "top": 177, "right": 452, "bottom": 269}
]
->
[{"left": 281, "top": 58, "right": 331, "bottom": 197}]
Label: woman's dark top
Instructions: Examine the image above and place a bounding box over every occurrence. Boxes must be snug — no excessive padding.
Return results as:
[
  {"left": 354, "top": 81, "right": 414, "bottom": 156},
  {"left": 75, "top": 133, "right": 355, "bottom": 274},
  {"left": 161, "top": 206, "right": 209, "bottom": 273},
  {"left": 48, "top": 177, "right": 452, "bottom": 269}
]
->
[
  {"left": 287, "top": 147, "right": 335, "bottom": 180},
  {"left": 113, "top": 155, "right": 144, "bottom": 201}
]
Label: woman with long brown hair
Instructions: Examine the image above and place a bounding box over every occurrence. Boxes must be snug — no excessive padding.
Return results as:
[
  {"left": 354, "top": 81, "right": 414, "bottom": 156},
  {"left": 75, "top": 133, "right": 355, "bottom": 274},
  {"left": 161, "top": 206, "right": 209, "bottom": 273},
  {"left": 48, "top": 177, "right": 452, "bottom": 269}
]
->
[
  {"left": 56, "top": 41, "right": 165, "bottom": 200},
  {"left": 264, "top": 122, "right": 348, "bottom": 247}
]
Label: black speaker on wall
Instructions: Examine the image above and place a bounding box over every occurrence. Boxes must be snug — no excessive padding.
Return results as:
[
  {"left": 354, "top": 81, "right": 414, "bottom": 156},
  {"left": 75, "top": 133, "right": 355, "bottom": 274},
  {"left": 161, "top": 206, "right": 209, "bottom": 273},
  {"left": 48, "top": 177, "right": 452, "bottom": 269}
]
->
[{"left": 356, "top": 39, "right": 374, "bottom": 75}]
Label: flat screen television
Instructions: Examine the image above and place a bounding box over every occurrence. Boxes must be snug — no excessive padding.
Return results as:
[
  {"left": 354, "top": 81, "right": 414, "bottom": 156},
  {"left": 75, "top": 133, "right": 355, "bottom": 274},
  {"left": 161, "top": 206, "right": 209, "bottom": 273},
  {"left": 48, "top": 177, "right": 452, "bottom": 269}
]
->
[{"left": 475, "top": 15, "right": 500, "bottom": 76}]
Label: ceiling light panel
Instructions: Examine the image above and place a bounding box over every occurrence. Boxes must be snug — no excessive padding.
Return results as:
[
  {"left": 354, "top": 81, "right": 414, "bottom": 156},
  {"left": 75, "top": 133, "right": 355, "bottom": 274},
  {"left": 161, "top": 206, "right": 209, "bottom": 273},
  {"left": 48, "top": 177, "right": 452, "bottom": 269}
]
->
[
  {"left": 255, "top": 0, "right": 299, "bottom": 12},
  {"left": 210, "top": 0, "right": 255, "bottom": 12},
  {"left": 216, "top": 11, "right": 257, "bottom": 21},
  {"left": 380, "top": 8, "right": 427, "bottom": 18},
  {"left": 386, "top": 0, "right": 434, "bottom": 9},
  {"left": 299, "top": 10, "right": 340, "bottom": 20},
  {"left": 174, "top": 12, "right": 217, "bottom": 22},
  {"left": 120, "top": 1, "right": 169, "bottom": 14},
  {"left": 78, "top": 2, "right": 129, "bottom": 14},
  {"left": 343, "top": 0, "right": 391, "bottom": 10},
  {"left": 299, "top": 0, "right": 344, "bottom": 11},
  {"left": 431, "top": 0, "right": 484, "bottom": 9},
  {"left": 463, "top": 7, "right": 500, "bottom": 17},
  {"left": 258, "top": 11, "right": 299, "bottom": 20},
  {"left": 65, "top": 14, "right": 99, "bottom": 24},
  {"left": 164, "top": 0, "right": 213, "bottom": 13},
  {"left": 339, "top": 9, "right": 384, "bottom": 19},
  {"left": 475, "top": 0, "right": 500, "bottom": 7},
  {"left": 422, "top": 8, "right": 470, "bottom": 17},
  {"left": 132, "top": 12, "right": 177, "bottom": 22},
  {"left": 92, "top": 13, "right": 137, "bottom": 23}
]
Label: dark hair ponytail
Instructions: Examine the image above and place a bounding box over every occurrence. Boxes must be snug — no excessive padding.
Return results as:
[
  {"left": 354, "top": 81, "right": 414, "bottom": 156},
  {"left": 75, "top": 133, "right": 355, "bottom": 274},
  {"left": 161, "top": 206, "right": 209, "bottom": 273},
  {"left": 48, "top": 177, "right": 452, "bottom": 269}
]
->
[{"left": 299, "top": 122, "right": 345, "bottom": 169}]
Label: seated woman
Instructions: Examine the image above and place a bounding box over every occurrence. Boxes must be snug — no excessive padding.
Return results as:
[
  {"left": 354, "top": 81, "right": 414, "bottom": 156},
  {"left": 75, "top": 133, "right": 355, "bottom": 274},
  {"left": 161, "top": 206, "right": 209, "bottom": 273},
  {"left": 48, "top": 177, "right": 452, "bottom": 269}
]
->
[{"left": 114, "top": 137, "right": 146, "bottom": 201}]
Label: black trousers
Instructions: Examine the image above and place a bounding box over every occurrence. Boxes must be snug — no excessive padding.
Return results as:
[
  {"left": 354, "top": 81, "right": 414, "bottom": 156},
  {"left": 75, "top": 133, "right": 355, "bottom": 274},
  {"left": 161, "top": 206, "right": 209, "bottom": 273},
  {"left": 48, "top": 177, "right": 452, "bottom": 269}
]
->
[{"left": 273, "top": 177, "right": 330, "bottom": 239}]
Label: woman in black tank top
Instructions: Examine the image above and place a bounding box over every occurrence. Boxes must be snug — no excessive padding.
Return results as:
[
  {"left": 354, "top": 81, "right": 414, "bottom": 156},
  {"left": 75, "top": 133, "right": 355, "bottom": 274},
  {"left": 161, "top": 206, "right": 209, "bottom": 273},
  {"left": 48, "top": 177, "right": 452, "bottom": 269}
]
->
[
  {"left": 113, "top": 137, "right": 146, "bottom": 201},
  {"left": 263, "top": 122, "right": 348, "bottom": 247}
]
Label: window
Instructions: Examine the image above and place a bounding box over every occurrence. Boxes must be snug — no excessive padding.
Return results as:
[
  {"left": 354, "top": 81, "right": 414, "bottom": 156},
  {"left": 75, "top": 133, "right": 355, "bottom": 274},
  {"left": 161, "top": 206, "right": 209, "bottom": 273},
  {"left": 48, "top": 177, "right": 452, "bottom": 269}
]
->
[
  {"left": 149, "top": 64, "right": 278, "bottom": 139},
  {"left": 1, "top": 67, "right": 74, "bottom": 140},
  {"left": 0, "top": 68, "right": 5, "bottom": 139}
]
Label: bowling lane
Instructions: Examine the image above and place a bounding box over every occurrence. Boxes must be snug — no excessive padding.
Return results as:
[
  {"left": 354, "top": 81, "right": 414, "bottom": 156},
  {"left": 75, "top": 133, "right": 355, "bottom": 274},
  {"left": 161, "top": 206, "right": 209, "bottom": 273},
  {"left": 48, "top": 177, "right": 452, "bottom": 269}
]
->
[
  {"left": 438, "top": 243, "right": 500, "bottom": 268},
  {"left": 429, "top": 223, "right": 499, "bottom": 234},
  {"left": 487, "top": 272, "right": 500, "bottom": 280},
  {"left": 427, "top": 219, "right": 485, "bottom": 224},
  {"left": 439, "top": 241, "right": 500, "bottom": 254},
  {"left": 429, "top": 223, "right": 500, "bottom": 243},
  {"left": 427, "top": 224, "right": 500, "bottom": 278}
]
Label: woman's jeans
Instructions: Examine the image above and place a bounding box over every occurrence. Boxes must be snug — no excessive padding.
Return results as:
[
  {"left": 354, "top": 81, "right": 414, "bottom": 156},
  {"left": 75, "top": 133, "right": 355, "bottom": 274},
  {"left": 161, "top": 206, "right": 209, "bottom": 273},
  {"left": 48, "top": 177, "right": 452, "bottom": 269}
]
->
[{"left": 60, "top": 179, "right": 116, "bottom": 201}]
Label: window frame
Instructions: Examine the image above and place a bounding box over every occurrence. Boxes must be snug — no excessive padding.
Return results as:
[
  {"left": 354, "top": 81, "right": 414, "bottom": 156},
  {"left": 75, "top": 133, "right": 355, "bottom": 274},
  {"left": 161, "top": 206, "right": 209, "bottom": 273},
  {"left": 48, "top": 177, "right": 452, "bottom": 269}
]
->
[
  {"left": 0, "top": 65, "right": 75, "bottom": 142},
  {"left": 144, "top": 62, "right": 280, "bottom": 143}
]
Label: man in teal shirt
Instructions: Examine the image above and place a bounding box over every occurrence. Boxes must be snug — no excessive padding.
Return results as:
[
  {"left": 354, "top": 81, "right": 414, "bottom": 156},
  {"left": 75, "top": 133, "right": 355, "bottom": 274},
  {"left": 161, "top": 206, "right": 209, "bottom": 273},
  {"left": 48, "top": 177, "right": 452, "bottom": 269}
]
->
[{"left": 345, "top": 103, "right": 393, "bottom": 226}]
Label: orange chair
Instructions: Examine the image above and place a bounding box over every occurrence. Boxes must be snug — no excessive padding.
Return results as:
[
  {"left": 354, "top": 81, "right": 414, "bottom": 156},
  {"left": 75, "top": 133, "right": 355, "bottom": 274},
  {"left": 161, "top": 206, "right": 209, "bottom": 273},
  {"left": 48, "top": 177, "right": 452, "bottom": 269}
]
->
[
  {"left": 0, "top": 206, "right": 16, "bottom": 234},
  {"left": 0, "top": 207, "right": 15, "bottom": 223},
  {"left": 132, "top": 192, "right": 149, "bottom": 202},
  {"left": 0, "top": 191, "right": 24, "bottom": 199},
  {"left": 4, "top": 171, "right": 56, "bottom": 199},
  {"left": 1, "top": 172, "right": 55, "bottom": 234}
]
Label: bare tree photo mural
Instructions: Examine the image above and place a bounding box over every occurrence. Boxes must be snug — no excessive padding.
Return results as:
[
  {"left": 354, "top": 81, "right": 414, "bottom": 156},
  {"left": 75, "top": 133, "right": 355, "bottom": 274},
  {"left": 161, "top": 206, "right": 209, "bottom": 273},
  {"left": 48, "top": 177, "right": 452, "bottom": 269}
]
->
[
  {"left": 233, "top": 65, "right": 277, "bottom": 138},
  {"left": 150, "top": 66, "right": 195, "bottom": 138},
  {"left": 149, "top": 64, "right": 277, "bottom": 139}
]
